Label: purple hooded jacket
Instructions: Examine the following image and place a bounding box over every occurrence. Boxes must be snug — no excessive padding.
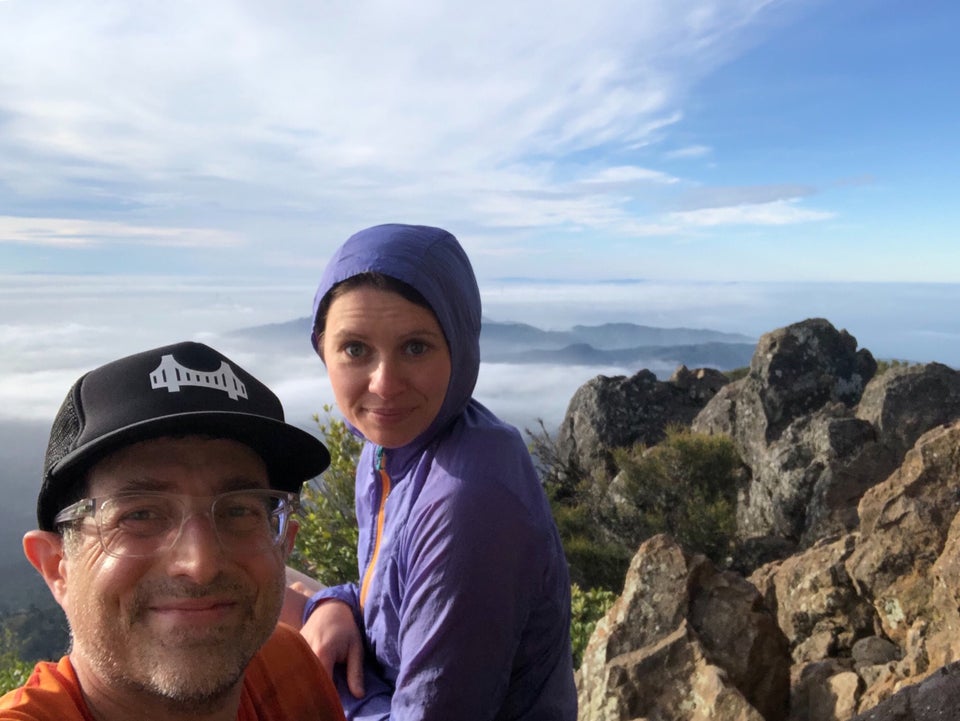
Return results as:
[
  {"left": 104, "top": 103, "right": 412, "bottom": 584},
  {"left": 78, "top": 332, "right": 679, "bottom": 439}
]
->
[{"left": 304, "top": 224, "right": 577, "bottom": 721}]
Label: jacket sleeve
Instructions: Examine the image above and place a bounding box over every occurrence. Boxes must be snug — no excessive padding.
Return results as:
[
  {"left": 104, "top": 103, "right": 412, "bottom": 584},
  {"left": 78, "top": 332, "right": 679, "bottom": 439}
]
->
[
  {"left": 303, "top": 582, "right": 362, "bottom": 626},
  {"left": 387, "top": 473, "right": 547, "bottom": 721},
  {"left": 331, "top": 664, "right": 394, "bottom": 721}
]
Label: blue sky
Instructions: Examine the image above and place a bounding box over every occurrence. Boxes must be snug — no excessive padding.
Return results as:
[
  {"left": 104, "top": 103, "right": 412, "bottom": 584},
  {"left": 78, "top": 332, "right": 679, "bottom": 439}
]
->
[
  {"left": 1, "top": 0, "right": 956, "bottom": 284},
  {"left": 1, "top": 0, "right": 959, "bottom": 435}
]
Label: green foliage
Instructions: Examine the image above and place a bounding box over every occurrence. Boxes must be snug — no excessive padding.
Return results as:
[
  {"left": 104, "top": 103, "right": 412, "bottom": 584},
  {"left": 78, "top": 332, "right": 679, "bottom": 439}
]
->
[
  {"left": 569, "top": 584, "right": 617, "bottom": 670},
  {"left": 0, "top": 626, "right": 33, "bottom": 696},
  {"left": 529, "top": 420, "right": 633, "bottom": 591},
  {"left": 289, "top": 406, "right": 362, "bottom": 585},
  {"left": 0, "top": 603, "right": 69, "bottom": 668},
  {"left": 535, "top": 422, "right": 744, "bottom": 593},
  {"left": 724, "top": 366, "right": 750, "bottom": 382},
  {"left": 875, "top": 358, "right": 917, "bottom": 375},
  {"left": 549, "top": 493, "right": 632, "bottom": 592},
  {"left": 613, "top": 426, "right": 741, "bottom": 565}
]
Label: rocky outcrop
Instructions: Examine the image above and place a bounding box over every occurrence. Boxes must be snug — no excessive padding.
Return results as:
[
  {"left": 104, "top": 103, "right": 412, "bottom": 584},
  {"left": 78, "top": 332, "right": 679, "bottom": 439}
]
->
[
  {"left": 561, "top": 317, "right": 960, "bottom": 720},
  {"left": 845, "top": 423, "right": 960, "bottom": 671},
  {"left": 748, "top": 535, "right": 877, "bottom": 667},
  {"left": 580, "top": 422, "right": 960, "bottom": 720},
  {"left": 692, "top": 319, "right": 889, "bottom": 544},
  {"left": 556, "top": 365, "right": 728, "bottom": 480},
  {"left": 689, "top": 320, "right": 960, "bottom": 547},
  {"left": 578, "top": 534, "right": 790, "bottom": 721}
]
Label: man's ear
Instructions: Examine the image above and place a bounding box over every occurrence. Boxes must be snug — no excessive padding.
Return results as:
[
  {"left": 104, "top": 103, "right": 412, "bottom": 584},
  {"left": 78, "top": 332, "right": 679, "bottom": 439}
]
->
[{"left": 23, "top": 530, "right": 69, "bottom": 607}]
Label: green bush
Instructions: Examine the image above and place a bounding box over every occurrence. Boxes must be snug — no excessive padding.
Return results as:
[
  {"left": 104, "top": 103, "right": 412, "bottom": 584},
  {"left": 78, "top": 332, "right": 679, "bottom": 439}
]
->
[
  {"left": 289, "top": 407, "right": 362, "bottom": 585},
  {"left": 875, "top": 358, "right": 916, "bottom": 375},
  {"left": 529, "top": 420, "right": 633, "bottom": 592},
  {"left": 0, "top": 627, "right": 33, "bottom": 696},
  {"left": 535, "top": 422, "right": 745, "bottom": 592},
  {"left": 724, "top": 366, "right": 750, "bottom": 382},
  {"left": 551, "top": 502, "right": 632, "bottom": 592},
  {"left": 613, "top": 425, "right": 741, "bottom": 565},
  {"left": 570, "top": 584, "right": 617, "bottom": 669}
]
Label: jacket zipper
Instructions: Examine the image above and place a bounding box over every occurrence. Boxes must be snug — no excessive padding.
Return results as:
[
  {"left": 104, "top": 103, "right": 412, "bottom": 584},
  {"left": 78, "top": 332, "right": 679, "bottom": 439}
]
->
[{"left": 359, "top": 446, "right": 391, "bottom": 610}]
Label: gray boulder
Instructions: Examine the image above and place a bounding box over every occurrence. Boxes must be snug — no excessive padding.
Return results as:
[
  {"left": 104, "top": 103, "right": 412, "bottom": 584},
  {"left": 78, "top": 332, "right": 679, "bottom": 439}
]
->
[
  {"left": 556, "top": 366, "right": 728, "bottom": 480},
  {"left": 694, "top": 319, "right": 885, "bottom": 543},
  {"left": 856, "top": 361, "right": 960, "bottom": 461},
  {"left": 749, "top": 318, "right": 876, "bottom": 441}
]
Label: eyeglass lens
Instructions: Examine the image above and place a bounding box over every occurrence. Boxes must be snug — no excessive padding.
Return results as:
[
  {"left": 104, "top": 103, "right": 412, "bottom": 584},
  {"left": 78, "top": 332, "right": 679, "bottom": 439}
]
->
[{"left": 95, "top": 491, "right": 290, "bottom": 558}]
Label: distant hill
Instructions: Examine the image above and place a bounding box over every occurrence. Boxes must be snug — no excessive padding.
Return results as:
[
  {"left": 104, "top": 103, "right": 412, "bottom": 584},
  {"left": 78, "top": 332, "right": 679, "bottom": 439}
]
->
[
  {"left": 485, "top": 341, "right": 756, "bottom": 369},
  {"left": 226, "top": 317, "right": 757, "bottom": 370},
  {"left": 481, "top": 321, "right": 754, "bottom": 354}
]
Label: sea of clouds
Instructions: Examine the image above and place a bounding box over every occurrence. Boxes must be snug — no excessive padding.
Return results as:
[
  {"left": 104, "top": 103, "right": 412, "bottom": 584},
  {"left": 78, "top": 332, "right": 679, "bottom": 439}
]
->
[
  {"left": 4, "top": 275, "right": 960, "bottom": 436},
  {"left": 0, "top": 274, "right": 650, "bottom": 434}
]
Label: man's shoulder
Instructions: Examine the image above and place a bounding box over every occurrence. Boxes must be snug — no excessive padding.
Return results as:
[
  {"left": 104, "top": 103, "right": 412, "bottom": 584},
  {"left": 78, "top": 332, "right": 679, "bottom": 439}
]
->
[
  {"left": 0, "top": 657, "right": 89, "bottom": 721},
  {"left": 251, "top": 623, "right": 313, "bottom": 663},
  {"left": 1, "top": 633, "right": 346, "bottom": 721},
  {"left": 239, "top": 625, "right": 345, "bottom": 721}
]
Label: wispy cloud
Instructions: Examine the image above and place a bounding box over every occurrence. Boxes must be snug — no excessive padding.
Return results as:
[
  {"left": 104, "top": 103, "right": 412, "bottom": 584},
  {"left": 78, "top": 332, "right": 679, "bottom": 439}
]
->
[
  {"left": 669, "top": 199, "right": 834, "bottom": 226},
  {"left": 579, "top": 166, "right": 681, "bottom": 187},
  {"left": 665, "top": 145, "right": 713, "bottom": 159},
  {"left": 674, "top": 184, "right": 818, "bottom": 211},
  {"left": 0, "top": 216, "right": 242, "bottom": 248},
  {"left": 0, "top": 0, "right": 812, "bottom": 269}
]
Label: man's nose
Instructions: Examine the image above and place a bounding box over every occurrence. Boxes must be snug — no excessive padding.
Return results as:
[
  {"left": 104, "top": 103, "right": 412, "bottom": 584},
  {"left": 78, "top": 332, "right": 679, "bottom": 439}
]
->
[{"left": 163, "top": 512, "right": 225, "bottom": 583}]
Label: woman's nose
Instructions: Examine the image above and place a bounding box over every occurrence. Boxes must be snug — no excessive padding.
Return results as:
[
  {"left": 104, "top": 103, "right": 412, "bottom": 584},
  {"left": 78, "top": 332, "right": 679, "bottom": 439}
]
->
[{"left": 369, "top": 358, "right": 404, "bottom": 397}]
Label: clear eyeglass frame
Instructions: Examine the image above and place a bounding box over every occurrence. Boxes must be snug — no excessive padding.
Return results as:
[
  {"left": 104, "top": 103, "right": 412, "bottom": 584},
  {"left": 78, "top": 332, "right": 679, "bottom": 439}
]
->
[{"left": 53, "top": 489, "right": 300, "bottom": 559}]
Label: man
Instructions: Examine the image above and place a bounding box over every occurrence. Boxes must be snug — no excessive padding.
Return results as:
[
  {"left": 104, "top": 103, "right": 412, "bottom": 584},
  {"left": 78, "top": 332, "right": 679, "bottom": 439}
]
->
[{"left": 0, "top": 341, "right": 346, "bottom": 721}]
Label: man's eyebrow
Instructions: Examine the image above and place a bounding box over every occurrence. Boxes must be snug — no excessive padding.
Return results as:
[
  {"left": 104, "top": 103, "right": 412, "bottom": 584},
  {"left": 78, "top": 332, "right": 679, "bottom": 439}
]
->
[
  {"left": 94, "top": 475, "right": 270, "bottom": 495},
  {"left": 98, "top": 476, "right": 171, "bottom": 494}
]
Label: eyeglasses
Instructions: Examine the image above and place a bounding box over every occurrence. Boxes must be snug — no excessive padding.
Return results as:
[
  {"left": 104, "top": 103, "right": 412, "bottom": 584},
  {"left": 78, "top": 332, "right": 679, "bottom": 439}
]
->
[{"left": 53, "top": 489, "right": 300, "bottom": 559}]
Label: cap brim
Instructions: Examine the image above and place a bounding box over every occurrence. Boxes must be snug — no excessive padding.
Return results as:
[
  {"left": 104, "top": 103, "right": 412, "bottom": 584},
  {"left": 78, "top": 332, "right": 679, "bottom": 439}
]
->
[{"left": 49, "top": 411, "right": 330, "bottom": 492}]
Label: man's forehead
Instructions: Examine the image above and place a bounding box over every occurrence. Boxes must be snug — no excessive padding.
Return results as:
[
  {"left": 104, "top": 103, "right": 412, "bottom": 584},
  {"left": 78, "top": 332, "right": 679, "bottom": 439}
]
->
[{"left": 86, "top": 435, "right": 270, "bottom": 494}]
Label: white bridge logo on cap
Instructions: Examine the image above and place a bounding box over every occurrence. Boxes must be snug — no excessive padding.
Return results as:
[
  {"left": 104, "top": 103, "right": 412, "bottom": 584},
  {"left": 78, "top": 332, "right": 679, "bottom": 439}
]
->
[{"left": 149, "top": 354, "right": 248, "bottom": 401}]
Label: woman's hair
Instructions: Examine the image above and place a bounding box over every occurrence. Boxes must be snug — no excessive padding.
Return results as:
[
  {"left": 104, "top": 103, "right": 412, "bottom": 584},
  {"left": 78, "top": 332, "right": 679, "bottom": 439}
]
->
[{"left": 313, "top": 272, "right": 436, "bottom": 357}]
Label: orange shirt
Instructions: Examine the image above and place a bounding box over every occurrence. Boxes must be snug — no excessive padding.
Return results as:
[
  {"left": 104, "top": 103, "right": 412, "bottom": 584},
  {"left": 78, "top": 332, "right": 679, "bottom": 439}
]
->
[{"left": 0, "top": 624, "right": 345, "bottom": 721}]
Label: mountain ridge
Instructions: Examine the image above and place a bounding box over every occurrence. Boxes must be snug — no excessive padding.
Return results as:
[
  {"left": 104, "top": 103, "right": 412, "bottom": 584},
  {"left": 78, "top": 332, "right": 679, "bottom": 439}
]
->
[{"left": 226, "top": 317, "right": 757, "bottom": 368}]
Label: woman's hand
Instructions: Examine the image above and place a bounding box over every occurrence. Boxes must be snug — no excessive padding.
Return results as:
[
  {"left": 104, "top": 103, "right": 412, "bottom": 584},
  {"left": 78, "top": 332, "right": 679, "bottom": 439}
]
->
[{"left": 302, "top": 599, "right": 367, "bottom": 699}]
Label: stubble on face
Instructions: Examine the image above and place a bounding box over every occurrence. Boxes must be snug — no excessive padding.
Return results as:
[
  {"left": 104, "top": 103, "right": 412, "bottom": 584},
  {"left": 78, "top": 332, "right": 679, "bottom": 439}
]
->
[{"left": 69, "top": 566, "right": 286, "bottom": 713}]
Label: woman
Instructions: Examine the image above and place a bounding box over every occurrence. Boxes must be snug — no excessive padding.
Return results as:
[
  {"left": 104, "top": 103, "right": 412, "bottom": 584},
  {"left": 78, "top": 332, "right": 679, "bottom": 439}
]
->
[{"left": 298, "top": 224, "right": 577, "bottom": 720}]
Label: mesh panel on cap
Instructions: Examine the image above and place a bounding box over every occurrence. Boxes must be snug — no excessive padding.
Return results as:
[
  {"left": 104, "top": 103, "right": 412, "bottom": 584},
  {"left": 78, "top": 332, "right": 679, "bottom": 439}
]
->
[{"left": 44, "top": 383, "right": 82, "bottom": 482}]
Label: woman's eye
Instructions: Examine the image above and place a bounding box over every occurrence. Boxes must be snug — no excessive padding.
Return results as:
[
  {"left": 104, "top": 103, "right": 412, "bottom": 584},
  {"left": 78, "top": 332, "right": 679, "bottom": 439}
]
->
[
  {"left": 343, "top": 342, "right": 366, "bottom": 358},
  {"left": 405, "top": 340, "right": 428, "bottom": 356}
]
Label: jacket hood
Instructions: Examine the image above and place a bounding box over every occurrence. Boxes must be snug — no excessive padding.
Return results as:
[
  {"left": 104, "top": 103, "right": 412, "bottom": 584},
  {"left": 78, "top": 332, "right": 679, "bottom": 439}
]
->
[{"left": 311, "top": 224, "right": 482, "bottom": 451}]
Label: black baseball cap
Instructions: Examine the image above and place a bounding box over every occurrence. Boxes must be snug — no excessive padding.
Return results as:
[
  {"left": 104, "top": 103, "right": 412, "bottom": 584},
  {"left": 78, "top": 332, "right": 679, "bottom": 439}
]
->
[{"left": 38, "top": 341, "right": 330, "bottom": 531}]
